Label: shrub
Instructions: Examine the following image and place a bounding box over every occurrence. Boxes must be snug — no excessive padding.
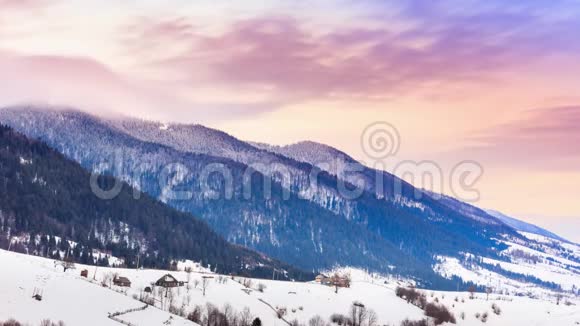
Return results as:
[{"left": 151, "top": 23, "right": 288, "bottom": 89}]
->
[
  {"left": 257, "top": 283, "right": 267, "bottom": 292},
  {"left": 400, "top": 319, "right": 429, "bottom": 326},
  {"left": 187, "top": 305, "right": 202, "bottom": 323},
  {"left": 330, "top": 314, "right": 351, "bottom": 325},
  {"left": 492, "top": 303, "right": 501, "bottom": 315},
  {"left": 169, "top": 304, "right": 184, "bottom": 316},
  {"left": 481, "top": 312, "right": 489, "bottom": 323},
  {"left": 276, "top": 307, "right": 287, "bottom": 319},
  {"left": 140, "top": 296, "right": 155, "bottom": 306},
  {"left": 308, "top": 315, "right": 327, "bottom": 326},
  {"left": 460, "top": 312, "right": 465, "bottom": 320},
  {"left": 416, "top": 295, "right": 428, "bottom": 309},
  {"left": 1, "top": 320, "right": 22, "bottom": 326},
  {"left": 396, "top": 287, "right": 425, "bottom": 307},
  {"left": 2, "top": 320, "right": 65, "bottom": 326},
  {"left": 424, "top": 303, "right": 456, "bottom": 325}
]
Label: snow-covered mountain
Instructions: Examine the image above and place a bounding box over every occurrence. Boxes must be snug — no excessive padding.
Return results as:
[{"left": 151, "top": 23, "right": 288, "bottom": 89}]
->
[
  {"left": 435, "top": 231, "right": 580, "bottom": 295},
  {"left": 485, "top": 209, "right": 569, "bottom": 243},
  {"left": 252, "top": 140, "right": 360, "bottom": 171},
  {"left": 1, "top": 106, "right": 575, "bottom": 293}
]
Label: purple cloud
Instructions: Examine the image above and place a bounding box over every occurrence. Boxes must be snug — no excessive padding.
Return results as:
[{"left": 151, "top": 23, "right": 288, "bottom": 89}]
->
[
  {"left": 122, "top": 2, "right": 580, "bottom": 108},
  {"left": 463, "top": 106, "right": 580, "bottom": 170}
]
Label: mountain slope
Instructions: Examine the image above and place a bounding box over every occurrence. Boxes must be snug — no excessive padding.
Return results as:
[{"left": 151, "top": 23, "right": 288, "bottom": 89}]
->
[
  {"left": 486, "top": 209, "right": 569, "bottom": 242},
  {"left": 0, "top": 124, "right": 308, "bottom": 279},
  {"left": 0, "top": 107, "right": 522, "bottom": 289},
  {"left": 258, "top": 140, "right": 505, "bottom": 227},
  {"left": 266, "top": 141, "right": 580, "bottom": 291},
  {"left": 0, "top": 108, "right": 414, "bottom": 275},
  {"left": 106, "top": 114, "right": 519, "bottom": 249}
]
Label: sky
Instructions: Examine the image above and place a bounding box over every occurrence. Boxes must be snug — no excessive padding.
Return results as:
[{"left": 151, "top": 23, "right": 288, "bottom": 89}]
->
[{"left": 0, "top": 0, "right": 579, "bottom": 241}]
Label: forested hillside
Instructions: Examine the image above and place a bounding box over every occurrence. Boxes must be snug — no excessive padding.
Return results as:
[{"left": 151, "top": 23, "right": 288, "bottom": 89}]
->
[
  {"left": 0, "top": 125, "right": 310, "bottom": 280},
  {"left": 0, "top": 108, "right": 523, "bottom": 289}
]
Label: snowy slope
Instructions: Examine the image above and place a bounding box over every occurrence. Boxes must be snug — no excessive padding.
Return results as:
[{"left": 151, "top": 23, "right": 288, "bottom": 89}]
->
[
  {"left": 0, "top": 249, "right": 194, "bottom": 326},
  {"left": 486, "top": 209, "right": 569, "bottom": 242},
  {"left": 2, "top": 250, "right": 579, "bottom": 326},
  {"left": 434, "top": 232, "right": 580, "bottom": 298}
]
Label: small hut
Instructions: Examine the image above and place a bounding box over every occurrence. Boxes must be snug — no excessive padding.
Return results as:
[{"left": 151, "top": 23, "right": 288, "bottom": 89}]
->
[
  {"left": 80, "top": 269, "right": 89, "bottom": 278},
  {"left": 155, "top": 274, "right": 182, "bottom": 288},
  {"left": 113, "top": 276, "right": 132, "bottom": 287}
]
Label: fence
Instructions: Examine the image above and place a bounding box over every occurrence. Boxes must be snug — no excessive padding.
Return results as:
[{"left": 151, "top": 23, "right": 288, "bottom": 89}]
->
[{"left": 108, "top": 304, "right": 149, "bottom": 325}]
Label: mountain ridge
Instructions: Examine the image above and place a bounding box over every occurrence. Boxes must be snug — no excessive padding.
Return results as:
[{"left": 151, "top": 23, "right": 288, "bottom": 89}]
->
[
  {"left": 486, "top": 209, "right": 570, "bottom": 243},
  {"left": 1, "top": 106, "right": 535, "bottom": 290}
]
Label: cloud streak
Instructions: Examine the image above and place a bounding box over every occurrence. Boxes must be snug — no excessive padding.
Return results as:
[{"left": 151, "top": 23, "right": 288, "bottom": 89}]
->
[
  {"left": 464, "top": 106, "right": 580, "bottom": 170},
  {"left": 122, "top": 1, "right": 580, "bottom": 110}
]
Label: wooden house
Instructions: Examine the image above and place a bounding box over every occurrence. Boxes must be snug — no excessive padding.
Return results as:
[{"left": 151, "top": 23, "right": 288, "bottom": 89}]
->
[
  {"left": 155, "top": 274, "right": 183, "bottom": 288},
  {"left": 113, "top": 276, "right": 132, "bottom": 287}
]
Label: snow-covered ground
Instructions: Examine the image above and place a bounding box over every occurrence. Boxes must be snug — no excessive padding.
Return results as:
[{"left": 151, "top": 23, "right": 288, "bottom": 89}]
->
[
  {"left": 434, "top": 232, "right": 580, "bottom": 301},
  {"left": 1, "top": 249, "right": 579, "bottom": 326},
  {"left": 0, "top": 249, "right": 192, "bottom": 326}
]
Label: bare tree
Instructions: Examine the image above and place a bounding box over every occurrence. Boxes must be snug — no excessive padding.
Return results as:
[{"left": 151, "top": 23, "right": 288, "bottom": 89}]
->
[
  {"left": 468, "top": 285, "right": 476, "bottom": 299},
  {"left": 350, "top": 302, "right": 367, "bottom": 326},
  {"left": 308, "top": 315, "right": 328, "bottom": 326},
  {"left": 486, "top": 287, "right": 493, "bottom": 301},
  {"left": 187, "top": 305, "right": 203, "bottom": 323},
  {"left": 240, "top": 307, "right": 253, "bottom": 326},
  {"left": 202, "top": 277, "right": 210, "bottom": 297},
  {"left": 101, "top": 272, "right": 113, "bottom": 288},
  {"left": 366, "top": 309, "right": 378, "bottom": 326}
]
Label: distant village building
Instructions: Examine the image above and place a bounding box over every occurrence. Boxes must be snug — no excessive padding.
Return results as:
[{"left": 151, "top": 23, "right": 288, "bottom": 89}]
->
[
  {"left": 155, "top": 274, "right": 184, "bottom": 288},
  {"left": 331, "top": 275, "right": 351, "bottom": 288},
  {"left": 315, "top": 274, "right": 350, "bottom": 288},
  {"left": 113, "top": 276, "right": 132, "bottom": 287}
]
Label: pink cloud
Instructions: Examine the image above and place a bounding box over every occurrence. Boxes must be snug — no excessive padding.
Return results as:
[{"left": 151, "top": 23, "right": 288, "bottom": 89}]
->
[
  {"left": 122, "top": 13, "right": 577, "bottom": 108},
  {"left": 0, "top": 52, "right": 155, "bottom": 115},
  {"left": 0, "top": 0, "right": 52, "bottom": 10},
  {"left": 462, "top": 106, "right": 580, "bottom": 170},
  {"left": 0, "top": 50, "right": 286, "bottom": 122}
]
